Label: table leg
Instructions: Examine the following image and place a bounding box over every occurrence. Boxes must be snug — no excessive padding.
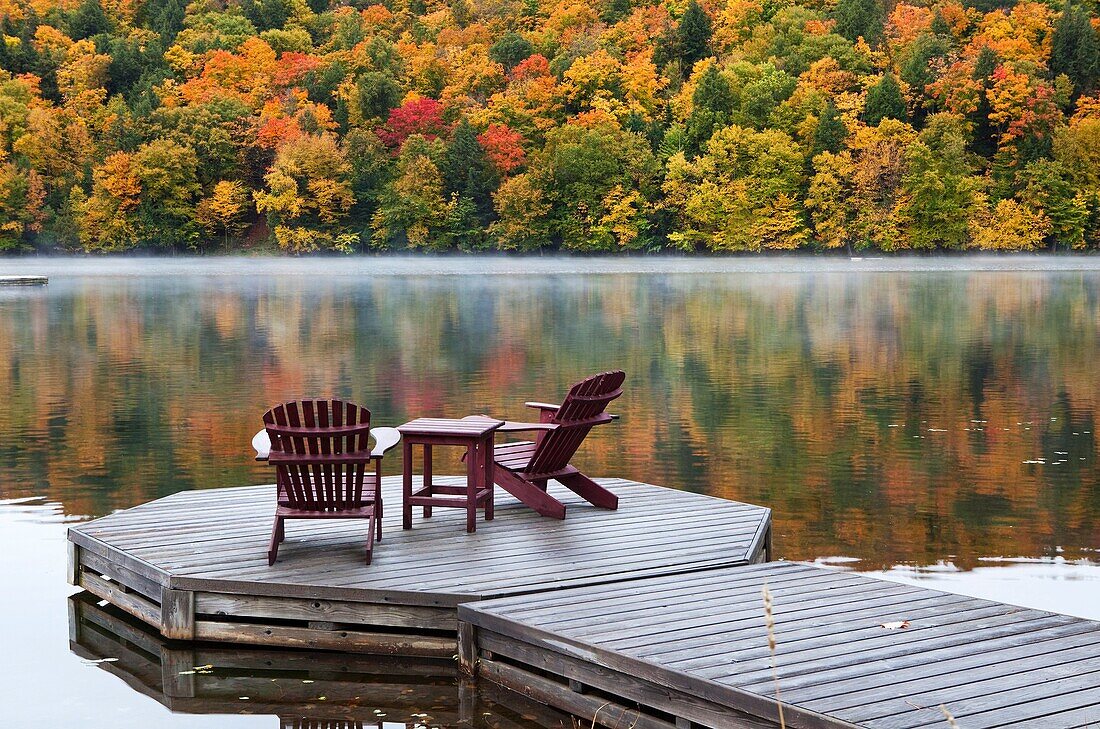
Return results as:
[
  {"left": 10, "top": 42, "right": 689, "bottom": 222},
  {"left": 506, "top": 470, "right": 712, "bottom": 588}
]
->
[
  {"left": 402, "top": 441, "right": 413, "bottom": 530},
  {"left": 483, "top": 436, "right": 494, "bottom": 521},
  {"left": 423, "top": 444, "right": 433, "bottom": 518},
  {"left": 466, "top": 442, "right": 477, "bottom": 533}
]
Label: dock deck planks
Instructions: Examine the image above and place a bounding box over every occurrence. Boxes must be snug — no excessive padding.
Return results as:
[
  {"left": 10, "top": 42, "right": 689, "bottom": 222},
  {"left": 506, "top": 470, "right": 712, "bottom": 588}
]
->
[
  {"left": 459, "top": 561, "right": 1100, "bottom": 729},
  {"left": 67, "top": 476, "right": 771, "bottom": 655}
]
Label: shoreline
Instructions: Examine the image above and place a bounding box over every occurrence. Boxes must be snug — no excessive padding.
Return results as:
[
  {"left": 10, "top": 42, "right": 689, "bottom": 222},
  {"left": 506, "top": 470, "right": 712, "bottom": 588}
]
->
[{"left": 6, "top": 253, "right": 1100, "bottom": 278}]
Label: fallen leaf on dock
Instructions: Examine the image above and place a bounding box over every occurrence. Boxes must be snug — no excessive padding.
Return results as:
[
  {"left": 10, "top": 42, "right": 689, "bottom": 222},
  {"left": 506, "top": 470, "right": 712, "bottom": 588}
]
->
[{"left": 881, "top": 620, "right": 910, "bottom": 629}]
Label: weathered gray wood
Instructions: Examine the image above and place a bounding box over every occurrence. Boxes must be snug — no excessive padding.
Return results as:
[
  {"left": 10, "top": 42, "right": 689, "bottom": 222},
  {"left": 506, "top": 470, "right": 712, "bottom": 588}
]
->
[
  {"left": 67, "top": 541, "right": 80, "bottom": 586},
  {"left": 160, "top": 589, "right": 195, "bottom": 640},
  {"left": 195, "top": 589, "right": 457, "bottom": 628},
  {"left": 458, "top": 620, "right": 477, "bottom": 676},
  {"left": 192, "top": 619, "right": 455, "bottom": 658},
  {"left": 478, "top": 658, "right": 680, "bottom": 729},
  {"left": 80, "top": 571, "right": 161, "bottom": 627},
  {"left": 79, "top": 547, "right": 164, "bottom": 601},
  {"left": 462, "top": 562, "right": 1100, "bottom": 729},
  {"left": 69, "top": 477, "right": 772, "bottom": 620}
]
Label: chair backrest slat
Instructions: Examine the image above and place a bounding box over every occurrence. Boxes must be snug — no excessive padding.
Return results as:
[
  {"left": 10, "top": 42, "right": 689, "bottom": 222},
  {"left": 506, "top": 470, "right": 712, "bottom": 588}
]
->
[
  {"left": 526, "top": 370, "right": 624, "bottom": 476},
  {"left": 263, "top": 399, "right": 374, "bottom": 511}
]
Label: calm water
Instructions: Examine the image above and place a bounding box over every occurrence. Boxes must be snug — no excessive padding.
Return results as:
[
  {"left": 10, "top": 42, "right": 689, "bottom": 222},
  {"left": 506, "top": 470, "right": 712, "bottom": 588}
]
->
[{"left": 1, "top": 256, "right": 1099, "bottom": 725}]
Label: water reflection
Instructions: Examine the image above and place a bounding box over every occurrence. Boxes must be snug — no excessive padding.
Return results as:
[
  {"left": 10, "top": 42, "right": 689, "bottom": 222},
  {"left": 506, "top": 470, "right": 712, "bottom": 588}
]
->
[
  {"left": 1, "top": 262, "right": 1098, "bottom": 569},
  {"left": 69, "top": 593, "right": 569, "bottom": 728}
]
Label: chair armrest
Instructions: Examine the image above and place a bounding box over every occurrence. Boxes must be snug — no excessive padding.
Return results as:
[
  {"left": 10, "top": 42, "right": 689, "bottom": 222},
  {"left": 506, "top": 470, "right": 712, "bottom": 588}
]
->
[
  {"left": 369, "top": 427, "right": 401, "bottom": 457},
  {"left": 524, "top": 401, "right": 560, "bottom": 411},
  {"left": 253, "top": 429, "right": 271, "bottom": 461},
  {"left": 497, "top": 421, "right": 560, "bottom": 433},
  {"left": 251, "top": 427, "right": 401, "bottom": 461}
]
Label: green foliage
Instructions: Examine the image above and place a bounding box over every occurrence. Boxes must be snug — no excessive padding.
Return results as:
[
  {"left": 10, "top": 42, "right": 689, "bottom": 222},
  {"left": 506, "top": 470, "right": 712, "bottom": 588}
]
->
[
  {"left": 812, "top": 100, "right": 847, "bottom": 158},
  {"left": 686, "top": 64, "right": 734, "bottom": 153},
  {"left": 1050, "top": 4, "right": 1099, "bottom": 94},
  {"left": 679, "top": 0, "right": 714, "bottom": 67},
  {"left": 864, "top": 73, "right": 907, "bottom": 125},
  {"left": 832, "top": 0, "right": 883, "bottom": 45},
  {"left": 489, "top": 32, "right": 533, "bottom": 72}
]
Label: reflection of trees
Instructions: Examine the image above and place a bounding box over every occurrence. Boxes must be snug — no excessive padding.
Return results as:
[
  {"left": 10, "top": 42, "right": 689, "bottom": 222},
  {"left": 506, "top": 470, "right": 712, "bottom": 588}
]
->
[{"left": 1, "top": 273, "right": 1097, "bottom": 569}]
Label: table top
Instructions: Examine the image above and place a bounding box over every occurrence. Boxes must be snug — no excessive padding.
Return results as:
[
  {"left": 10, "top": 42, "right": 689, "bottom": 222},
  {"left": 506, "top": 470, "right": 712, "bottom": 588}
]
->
[{"left": 397, "top": 417, "right": 504, "bottom": 438}]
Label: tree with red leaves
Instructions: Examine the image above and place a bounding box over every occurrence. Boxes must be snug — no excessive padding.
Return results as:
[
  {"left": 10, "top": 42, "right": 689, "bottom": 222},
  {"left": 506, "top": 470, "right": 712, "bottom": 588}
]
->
[
  {"left": 478, "top": 123, "right": 526, "bottom": 175},
  {"left": 377, "top": 98, "right": 449, "bottom": 148}
]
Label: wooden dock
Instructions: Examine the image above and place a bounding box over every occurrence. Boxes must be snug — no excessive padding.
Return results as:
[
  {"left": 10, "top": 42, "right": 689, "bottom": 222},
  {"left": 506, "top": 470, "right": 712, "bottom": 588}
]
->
[
  {"left": 68, "top": 592, "right": 573, "bottom": 727},
  {"left": 67, "top": 476, "right": 771, "bottom": 656},
  {"left": 0, "top": 275, "right": 47, "bottom": 285},
  {"left": 459, "top": 561, "right": 1100, "bottom": 729}
]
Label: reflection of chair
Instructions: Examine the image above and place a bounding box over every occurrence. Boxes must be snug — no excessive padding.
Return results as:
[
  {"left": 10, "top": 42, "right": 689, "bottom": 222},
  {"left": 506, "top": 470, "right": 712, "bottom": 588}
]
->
[
  {"left": 478, "top": 370, "right": 625, "bottom": 519},
  {"left": 261, "top": 399, "right": 398, "bottom": 565}
]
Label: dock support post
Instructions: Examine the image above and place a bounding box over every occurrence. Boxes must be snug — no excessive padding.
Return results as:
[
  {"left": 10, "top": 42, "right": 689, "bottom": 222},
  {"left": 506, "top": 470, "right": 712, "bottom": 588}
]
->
[
  {"left": 458, "top": 622, "right": 478, "bottom": 676},
  {"left": 764, "top": 525, "right": 773, "bottom": 562},
  {"left": 160, "top": 589, "right": 195, "bottom": 640},
  {"left": 67, "top": 542, "right": 80, "bottom": 586}
]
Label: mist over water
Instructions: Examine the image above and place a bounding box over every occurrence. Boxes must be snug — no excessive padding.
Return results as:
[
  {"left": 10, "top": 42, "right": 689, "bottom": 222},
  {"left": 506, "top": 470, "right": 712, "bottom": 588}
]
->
[{"left": 1, "top": 256, "right": 1098, "bottom": 725}]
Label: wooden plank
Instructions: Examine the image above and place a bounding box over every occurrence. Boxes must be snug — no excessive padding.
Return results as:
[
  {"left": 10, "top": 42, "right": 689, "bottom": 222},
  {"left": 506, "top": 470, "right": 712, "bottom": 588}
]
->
[
  {"left": 192, "top": 619, "right": 455, "bottom": 658},
  {"left": 478, "top": 658, "right": 681, "bottom": 729},
  {"left": 160, "top": 589, "right": 195, "bottom": 640},
  {"left": 477, "top": 629, "right": 780, "bottom": 729},
  {"left": 79, "top": 571, "right": 161, "bottom": 628},
  {"left": 194, "top": 591, "right": 455, "bottom": 630},
  {"left": 80, "top": 548, "right": 164, "bottom": 602}
]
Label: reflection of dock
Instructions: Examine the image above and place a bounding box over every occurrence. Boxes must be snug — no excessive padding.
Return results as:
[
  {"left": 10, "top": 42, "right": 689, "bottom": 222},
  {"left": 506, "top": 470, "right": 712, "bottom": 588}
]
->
[
  {"left": 66, "top": 476, "right": 772, "bottom": 655},
  {"left": 68, "top": 592, "right": 573, "bottom": 727},
  {"left": 0, "top": 275, "right": 47, "bottom": 285}
]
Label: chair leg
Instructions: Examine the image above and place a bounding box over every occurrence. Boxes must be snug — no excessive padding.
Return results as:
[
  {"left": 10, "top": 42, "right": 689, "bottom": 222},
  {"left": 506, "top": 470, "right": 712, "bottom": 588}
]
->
[
  {"left": 365, "top": 512, "right": 377, "bottom": 565},
  {"left": 268, "top": 516, "right": 284, "bottom": 565},
  {"left": 558, "top": 472, "right": 618, "bottom": 510}
]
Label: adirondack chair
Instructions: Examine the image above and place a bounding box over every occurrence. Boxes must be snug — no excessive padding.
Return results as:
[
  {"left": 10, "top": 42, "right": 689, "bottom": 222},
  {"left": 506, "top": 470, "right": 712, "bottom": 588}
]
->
[
  {"left": 257, "top": 399, "right": 400, "bottom": 565},
  {"left": 471, "top": 370, "right": 625, "bottom": 519}
]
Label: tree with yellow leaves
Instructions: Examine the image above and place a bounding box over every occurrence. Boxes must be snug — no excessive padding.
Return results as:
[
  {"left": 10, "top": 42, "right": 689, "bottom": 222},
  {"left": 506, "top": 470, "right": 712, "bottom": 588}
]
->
[{"left": 196, "top": 180, "right": 251, "bottom": 250}]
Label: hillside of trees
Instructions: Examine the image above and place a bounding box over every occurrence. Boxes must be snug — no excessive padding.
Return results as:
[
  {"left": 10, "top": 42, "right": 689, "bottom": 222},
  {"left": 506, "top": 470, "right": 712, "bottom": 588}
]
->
[{"left": 0, "top": 0, "right": 1098, "bottom": 253}]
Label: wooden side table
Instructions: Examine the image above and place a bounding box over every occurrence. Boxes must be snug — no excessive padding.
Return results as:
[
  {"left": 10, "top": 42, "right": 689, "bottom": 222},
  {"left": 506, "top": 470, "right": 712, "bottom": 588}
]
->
[{"left": 397, "top": 417, "right": 504, "bottom": 533}]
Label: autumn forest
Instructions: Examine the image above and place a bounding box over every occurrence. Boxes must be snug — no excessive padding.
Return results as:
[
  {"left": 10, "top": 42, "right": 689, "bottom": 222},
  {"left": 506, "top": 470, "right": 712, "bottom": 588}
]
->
[{"left": 0, "top": 0, "right": 1099, "bottom": 252}]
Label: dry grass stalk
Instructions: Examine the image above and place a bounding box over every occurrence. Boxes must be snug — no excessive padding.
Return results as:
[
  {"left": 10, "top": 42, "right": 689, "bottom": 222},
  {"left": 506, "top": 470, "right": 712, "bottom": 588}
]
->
[
  {"left": 940, "top": 705, "right": 960, "bottom": 728},
  {"left": 762, "top": 584, "right": 786, "bottom": 729}
]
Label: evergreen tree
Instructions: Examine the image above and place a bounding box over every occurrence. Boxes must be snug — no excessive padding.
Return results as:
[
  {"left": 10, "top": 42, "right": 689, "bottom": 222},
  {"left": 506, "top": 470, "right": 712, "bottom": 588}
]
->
[
  {"left": 678, "top": 0, "right": 713, "bottom": 67},
  {"left": 68, "top": 0, "right": 112, "bottom": 39},
  {"left": 445, "top": 119, "right": 496, "bottom": 222},
  {"left": 969, "top": 46, "right": 999, "bottom": 157},
  {"left": 143, "top": 0, "right": 187, "bottom": 40},
  {"left": 1051, "top": 4, "right": 1099, "bottom": 94},
  {"left": 812, "top": 100, "right": 847, "bottom": 158},
  {"left": 864, "top": 73, "right": 907, "bottom": 125},
  {"left": 358, "top": 72, "right": 402, "bottom": 122},
  {"left": 930, "top": 9, "right": 950, "bottom": 38},
  {"left": 489, "top": 32, "right": 533, "bottom": 72},
  {"left": 685, "top": 64, "right": 734, "bottom": 153},
  {"left": 833, "top": 0, "right": 883, "bottom": 45}
]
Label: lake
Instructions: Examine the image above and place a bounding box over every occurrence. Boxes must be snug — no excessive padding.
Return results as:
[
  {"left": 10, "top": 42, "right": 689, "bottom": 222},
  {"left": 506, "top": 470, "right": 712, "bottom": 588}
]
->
[{"left": 1, "top": 256, "right": 1098, "bottom": 726}]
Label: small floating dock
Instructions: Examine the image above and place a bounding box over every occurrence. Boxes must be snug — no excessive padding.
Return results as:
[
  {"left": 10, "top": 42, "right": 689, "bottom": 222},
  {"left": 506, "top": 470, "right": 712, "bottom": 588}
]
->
[
  {"left": 0, "top": 275, "right": 47, "bottom": 285},
  {"left": 67, "top": 476, "right": 771, "bottom": 656},
  {"left": 459, "top": 561, "right": 1100, "bottom": 728}
]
